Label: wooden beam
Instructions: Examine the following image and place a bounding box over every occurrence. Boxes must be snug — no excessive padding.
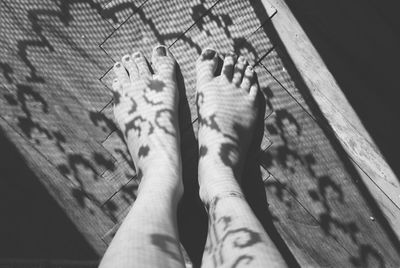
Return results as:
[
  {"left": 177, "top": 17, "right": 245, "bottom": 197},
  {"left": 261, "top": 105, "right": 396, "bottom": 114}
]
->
[{"left": 260, "top": 0, "right": 400, "bottom": 238}]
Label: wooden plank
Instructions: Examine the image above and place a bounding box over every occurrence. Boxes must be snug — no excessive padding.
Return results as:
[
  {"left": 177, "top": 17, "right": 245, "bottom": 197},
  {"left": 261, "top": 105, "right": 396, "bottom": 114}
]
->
[
  {"left": 101, "top": 130, "right": 136, "bottom": 186},
  {"left": 100, "top": 0, "right": 147, "bottom": 29},
  {"left": 0, "top": 1, "right": 115, "bottom": 143},
  {"left": 257, "top": 49, "right": 400, "bottom": 265},
  {"left": 1, "top": 0, "right": 128, "bottom": 256},
  {"left": 100, "top": 0, "right": 220, "bottom": 61},
  {"left": 0, "top": 259, "right": 98, "bottom": 268},
  {"left": 98, "top": 0, "right": 114, "bottom": 8},
  {"left": 0, "top": 79, "right": 119, "bottom": 203},
  {"left": 286, "top": 0, "right": 400, "bottom": 181},
  {"left": 260, "top": 0, "right": 400, "bottom": 240},
  {"left": 263, "top": 174, "right": 353, "bottom": 267},
  {"left": 0, "top": 0, "right": 133, "bottom": 232},
  {"left": 0, "top": 86, "right": 122, "bottom": 206},
  {"left": 3, "top": 0, "right": 114, "bottom": 76},
  {"left": 0, "top": 49, "right": 114, "bottom": 146},
  {"left": 0, "top": 116, "right": 115, "bottom": 255},
  {"left": 1, "top": 0, "right": 115, "bottom": 143}
]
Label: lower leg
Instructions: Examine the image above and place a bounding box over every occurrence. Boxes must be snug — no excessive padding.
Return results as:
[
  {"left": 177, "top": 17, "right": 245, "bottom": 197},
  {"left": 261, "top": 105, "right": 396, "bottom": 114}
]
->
[
  {"left": 100, "top": 172, "right": 185, "bottom": 268},
  {"left": 100, "top": 46, "right": 185, "bottom": 268},
  {"left": 202, "top": 191, "right": 287, "bottom": 268},
  {"left": 195, "top": 49, "right": 287, "bottom": 267}
]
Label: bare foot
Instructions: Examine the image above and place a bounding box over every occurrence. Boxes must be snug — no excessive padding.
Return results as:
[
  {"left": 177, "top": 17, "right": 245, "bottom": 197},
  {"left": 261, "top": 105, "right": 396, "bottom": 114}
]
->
[
  {"left": 112, "top": 45, "right": 182, "bottom": 195},
  {"left": 196, "top": 48, "right": 259, "bottom": 204}
]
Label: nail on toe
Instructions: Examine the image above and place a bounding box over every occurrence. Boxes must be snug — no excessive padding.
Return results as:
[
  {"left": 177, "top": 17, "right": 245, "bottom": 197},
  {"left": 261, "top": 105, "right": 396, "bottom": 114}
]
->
[
  {"left": 115, "top": 62, "right": 121, "bottom": 68},
  {"left": 202, "top": 49, "right": 216, "bottom": 59},
  {"left": 133, "top": 52, "right": 141, "bottom": 58},
  {"left": 156, "top": 46, "right": 166, "bottom": 56}
]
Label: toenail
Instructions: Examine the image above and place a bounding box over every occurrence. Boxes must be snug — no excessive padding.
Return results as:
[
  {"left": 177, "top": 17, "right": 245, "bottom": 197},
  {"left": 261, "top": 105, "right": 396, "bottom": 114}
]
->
[
  {"left": 155, "top": 46, "right": 166, "bottom": 56},
  {"left": 123, "top": 55, "right": 130, "bottom": 61},
  {"left": 133, "top": 52, "right": 141, "bottom": 58},
  {"left": 115, "top": 62, "right": 121, "bottom": 68},
  {"left": 202, "top": 49, "right": 216, "bottom": 60},
  {"left": 238, "top": 56, "right": 246, "bottom": 63},
  {"left": 247, "top": 66, "right": 253, "bottom": 72}
]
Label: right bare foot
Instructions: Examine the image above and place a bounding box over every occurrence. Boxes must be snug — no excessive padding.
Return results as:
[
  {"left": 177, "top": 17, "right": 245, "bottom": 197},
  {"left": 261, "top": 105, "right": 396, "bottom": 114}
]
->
[{"left": 196, "top": 48, "right": 260, "bottom": 204}]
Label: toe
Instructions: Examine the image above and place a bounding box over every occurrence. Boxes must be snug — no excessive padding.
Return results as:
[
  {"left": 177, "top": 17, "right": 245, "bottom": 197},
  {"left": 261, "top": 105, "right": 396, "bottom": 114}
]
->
[
  {"left": 221, "top": 52, "right": 236, "bottom": 82},
  {"left": 232, "top": 56, "right": 248, "bottom": 86},
  {"left": 249, "top": 83, "right": 259, "bottom": 98},
  {"left": 151, "top": 45, "right": 176, "bottom": 79},
  {"left": 240, "top": 66, "right": 255, "bottom": 92},
  {"left": 112, "top": 78, "right": 122, "bottom": 93},
  {"left": 133, "top": 51, "right": 152, "bottom": 78},
  {"left": 122, "top": 54, "right": 138, "bottom": 81},
  {"left": 196, "top": 48, "right": 218, "bottom": 85},
  {"left": 112, "top": 78, "right": 123, "bottom": 105},
  {"left": 113, "top": 61, "right": 129, "bottom": 85}
]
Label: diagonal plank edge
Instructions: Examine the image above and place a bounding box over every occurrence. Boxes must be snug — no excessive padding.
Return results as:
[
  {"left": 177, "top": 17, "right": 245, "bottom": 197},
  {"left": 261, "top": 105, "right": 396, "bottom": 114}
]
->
[{"left": 259, "top": 0, "right": 400, "bottom": 240}]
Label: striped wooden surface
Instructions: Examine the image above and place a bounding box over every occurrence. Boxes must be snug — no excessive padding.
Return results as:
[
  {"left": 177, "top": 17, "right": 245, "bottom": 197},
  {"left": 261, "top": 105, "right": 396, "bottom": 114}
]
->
[{"left": 0, "top": 0, "right": 399, "bottom": 266}]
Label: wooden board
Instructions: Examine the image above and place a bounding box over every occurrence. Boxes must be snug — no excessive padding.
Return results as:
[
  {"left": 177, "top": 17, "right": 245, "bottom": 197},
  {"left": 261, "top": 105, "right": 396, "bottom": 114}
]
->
[
  {"left": 260, "top": 0, "right": 400, "bottom": 240},
  {"left": 0, "top": 0, "right": 121, "bottom": 254}
]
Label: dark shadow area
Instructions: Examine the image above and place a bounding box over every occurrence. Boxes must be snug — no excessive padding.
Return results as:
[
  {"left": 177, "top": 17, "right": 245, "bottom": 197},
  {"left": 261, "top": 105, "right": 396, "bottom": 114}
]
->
[
  {"left": 242, "top": 88, "right": 300, "bottom": 268},
  {"left": 176, "top": 64, "right": 208, "bottom": 268},
  {"left": 0, "top": 129, "right": 98, "bottom": 260},
  {"left": 283, "top": 0, "right": 400, "bottom": 180}
]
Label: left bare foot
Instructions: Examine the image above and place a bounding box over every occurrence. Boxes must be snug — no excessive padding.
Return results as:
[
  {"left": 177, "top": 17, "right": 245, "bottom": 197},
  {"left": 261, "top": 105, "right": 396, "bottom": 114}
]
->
[{"left": 112, "top": 45, "right": 183, "bottom": 196}]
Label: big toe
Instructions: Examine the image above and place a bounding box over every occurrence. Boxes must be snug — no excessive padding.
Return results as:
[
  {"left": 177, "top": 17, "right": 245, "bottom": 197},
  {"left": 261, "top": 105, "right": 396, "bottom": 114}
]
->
[
  {"left": 196, "top": 48, "right": 218, "bottom": 85},
  {"left": 221, "top": 52, "right": 237, "bottom": 82},
  {"left": 151, "top": 45, "right": 176, "bottom": 79}
]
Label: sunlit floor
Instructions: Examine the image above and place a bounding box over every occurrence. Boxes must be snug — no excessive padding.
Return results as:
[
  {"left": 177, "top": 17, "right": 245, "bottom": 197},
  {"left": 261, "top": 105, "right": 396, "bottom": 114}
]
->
[{"left": 0, "top": 0, "right": 399, "bottom": 267}]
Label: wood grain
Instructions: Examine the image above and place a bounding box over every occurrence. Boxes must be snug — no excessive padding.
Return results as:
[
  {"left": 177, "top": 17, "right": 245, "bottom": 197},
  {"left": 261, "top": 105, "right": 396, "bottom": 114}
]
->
[{"left": 260, "top": 0, "right": 400, "bottom": 240}]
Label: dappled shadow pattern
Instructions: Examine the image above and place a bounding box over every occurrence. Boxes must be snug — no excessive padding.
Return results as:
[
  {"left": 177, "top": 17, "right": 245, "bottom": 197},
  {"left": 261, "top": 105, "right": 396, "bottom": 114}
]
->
[
  {"left": 1, "top": 0, "right": 399, "bottom": 265},
  {"left": 0, "top": 0, "right": 139, "bottom": 252},
  {"left": 256, "top": 70, "right": 392, "bottom": 266},
  {"left": 250, "top": 2, "right": 400, "bottom": 263}
]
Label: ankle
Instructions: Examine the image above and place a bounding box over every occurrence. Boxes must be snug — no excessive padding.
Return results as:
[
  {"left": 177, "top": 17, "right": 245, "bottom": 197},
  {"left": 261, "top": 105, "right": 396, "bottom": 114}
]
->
[
  {"left": 199, "top": 180, "right": 243, "bottom": 207},
  {"left": 198, "top": 162, "right": 243, "bottom": 205},
  {"left": 136, "top": 179, "right": 183, "bottom": 208},
  {"left": 137, "top": 169, "right": 184, "bottom": 199},
  {"left": 135, "top": 153, "right": 183, "bottom": 194},
  {"left": 139, "top": 154, "right": 182, "bottom": 178}
]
